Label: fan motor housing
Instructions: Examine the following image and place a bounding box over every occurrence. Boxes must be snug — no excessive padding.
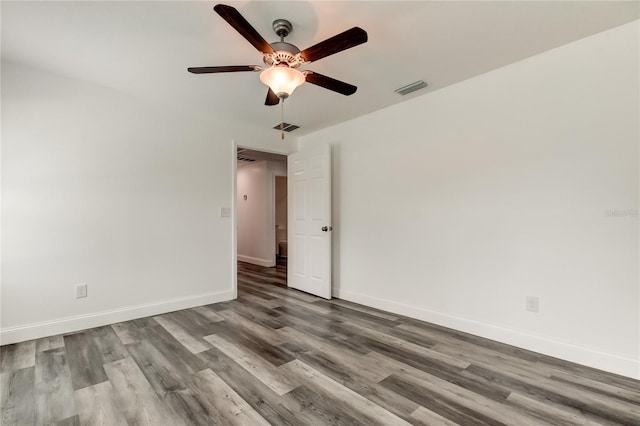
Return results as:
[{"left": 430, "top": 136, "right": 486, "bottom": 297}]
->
[
  {"left": 264, "top": 41, "right": 304, "bottom": 68},
  {"left": 269, "top": 41, "right": 300, "bottom": 54}
]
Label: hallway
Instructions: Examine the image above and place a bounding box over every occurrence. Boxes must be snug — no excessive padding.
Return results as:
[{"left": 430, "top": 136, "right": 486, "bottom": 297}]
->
[{"left": 238, "top": 258, "right": 287, "bottom": 288}]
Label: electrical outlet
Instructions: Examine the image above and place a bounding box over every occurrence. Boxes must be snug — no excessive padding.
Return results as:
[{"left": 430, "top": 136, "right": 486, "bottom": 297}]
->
[
  {"left": 76, "top": 283, "right": 87, "bottom": 299},
  {"left": 526, "top": 296, "right": 539, "bottom": 313}
]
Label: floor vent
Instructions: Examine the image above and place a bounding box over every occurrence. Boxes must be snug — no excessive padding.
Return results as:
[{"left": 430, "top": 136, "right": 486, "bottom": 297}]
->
[
  {"left": 395, "top": 80, "right": 428, "bottom": 96},
  {"left": 273, "top": 123, "right": 300, "bottom": 132}
]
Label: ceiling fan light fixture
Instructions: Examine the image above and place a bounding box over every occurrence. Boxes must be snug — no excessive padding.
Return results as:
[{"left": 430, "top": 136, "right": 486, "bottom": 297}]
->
[{"left": 260, "top": 66, "right": 305, "bottom": 98}]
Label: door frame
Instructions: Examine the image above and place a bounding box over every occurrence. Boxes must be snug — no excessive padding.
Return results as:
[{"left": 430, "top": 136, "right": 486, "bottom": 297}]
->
[
  {"left": 231, "top": 140, "right": 238, "bottom": 299},
  {"left": 231, "top": 141, "right": 291, "bottom": 298}
]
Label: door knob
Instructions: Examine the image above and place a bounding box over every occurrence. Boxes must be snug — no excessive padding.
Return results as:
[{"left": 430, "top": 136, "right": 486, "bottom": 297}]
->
[{"left": 321, "top": 226, "right": 333, "bottom": 232}]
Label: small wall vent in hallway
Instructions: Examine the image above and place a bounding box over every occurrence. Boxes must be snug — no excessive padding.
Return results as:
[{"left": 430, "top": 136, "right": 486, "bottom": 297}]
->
[
  {"left": 395, "top": 80, "right": 428, "bottom": 96},
  {"left": 273, "top": 123, "right": 300, "bottom": 132}
]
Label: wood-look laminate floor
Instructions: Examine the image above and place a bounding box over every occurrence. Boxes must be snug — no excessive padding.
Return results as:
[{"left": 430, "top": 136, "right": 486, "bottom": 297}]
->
[{"left": 2, "top": 262, "right": 639, "bottom": 425}]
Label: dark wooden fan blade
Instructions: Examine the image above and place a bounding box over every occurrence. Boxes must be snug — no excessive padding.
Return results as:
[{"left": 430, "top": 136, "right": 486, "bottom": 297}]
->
[
  {"left": 265, "top": 88, "right": 280, "bottom": 106},
  {"left": 305, "top": 72, "right": 357, "bottom": 96},
  {"left": 300, "top": 27, "right": 367, "bottom": 63},
  {"left": 214, "top": 4, "right": 274, "bottom": 54},
  {"left": 188, "top": 66, "right": 257, "bottom": 74}
]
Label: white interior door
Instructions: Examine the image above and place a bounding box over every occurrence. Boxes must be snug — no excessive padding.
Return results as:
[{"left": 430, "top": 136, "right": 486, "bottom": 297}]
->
[{"left": 288, "top": 144, "right": 332, "bottom": 299}]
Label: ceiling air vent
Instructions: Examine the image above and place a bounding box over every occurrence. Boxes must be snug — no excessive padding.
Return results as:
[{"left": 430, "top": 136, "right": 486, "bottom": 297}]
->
[
  {"left": 395, "top": 80, "right": 428, "bottom": 96},
  {"left": 273, "top": 123, "right": 300, "bottom": 132},
  {"left": 237, "top": 156, "right": 256, "bottom": 163}
]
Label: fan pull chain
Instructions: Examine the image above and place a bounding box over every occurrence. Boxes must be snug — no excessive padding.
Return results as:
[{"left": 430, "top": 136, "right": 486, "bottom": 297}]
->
[{"left": 280, "top": 97, "right": 285, "bottom": 140}]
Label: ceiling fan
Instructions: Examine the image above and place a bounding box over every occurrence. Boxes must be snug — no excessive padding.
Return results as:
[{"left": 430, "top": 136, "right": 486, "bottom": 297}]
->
[{"left": 188, "top": 4, "right": 368, "bottom": 106}]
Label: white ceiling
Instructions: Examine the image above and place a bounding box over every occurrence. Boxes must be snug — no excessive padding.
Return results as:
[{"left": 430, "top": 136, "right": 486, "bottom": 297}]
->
[{"left": 2, "top": 1, "right": 638, "bottom": 136}]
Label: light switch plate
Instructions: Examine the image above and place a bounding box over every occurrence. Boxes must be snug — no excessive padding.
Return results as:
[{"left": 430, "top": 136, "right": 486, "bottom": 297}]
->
[
  {"left": 220, "top": 207, "right": 231, "bottom": 217},
  {"left": 76, "top": 283, "right": 87, "bottom": 299}
]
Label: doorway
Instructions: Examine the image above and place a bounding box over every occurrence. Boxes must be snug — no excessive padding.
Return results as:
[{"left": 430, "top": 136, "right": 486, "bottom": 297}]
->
[{"left": 236, "top": 147, "right": 288, "bottom": 289}]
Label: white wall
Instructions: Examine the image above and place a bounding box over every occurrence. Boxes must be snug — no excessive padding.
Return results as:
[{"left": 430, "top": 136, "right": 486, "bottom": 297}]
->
[
  {"left": 236, "top": 160, "right": 286, "bottom": 266},
  {"left": 298, "top": 21, "right": 640, "bottom": 379},
  {"left": 1, "top": 61, "right": 295, "bottom": 343}
]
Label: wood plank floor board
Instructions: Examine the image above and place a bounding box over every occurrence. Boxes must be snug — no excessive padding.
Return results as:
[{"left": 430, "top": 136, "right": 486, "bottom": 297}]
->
[
  {"left": 327, "top": 298, "right": 400, "bottom": 321},
  {"left": 240, "top": 292, "right": 284, "bottom": 310},
  {"left": 236, "top": 281, "right": 280, "bottom": 301},
  {"left": 289, "top": 350, "right": 422, "bottom": 423},
  {"left": 137, "top": 325, "right": 207, "bottom": 376},
  {"left": 35, "top": 336, "right": 65, "bottom": 353},
  {"left": 191, "top": 306, "right": 225, "bottom": 323},
  {"left": 339, "top": 320, "right": 469, "bottom": 370},
  {"left": 63, "top": 332, "right": 110, "bottom": 390},
  {"left": 197, "top": 346, "right": 304, "bottom": 426},
  {"left": 153, "top": 314, "right": 212, "bottom": 354},
  {"left": 240, "top": 286, "right": 316, "bottom": 308},
  {"left": 492, "top": 360, "right": 640, "bottom": 420},
  {"left": 160, "top": 387, "right": 221, "bottom": 426},
  {"left": 375, "top": 357, "right": 551, "bottom": 426},
  {"left": 110, "top": 321, "right": 143, "bottom": 345},
  {"left": 271, "top": 309, "right": 376, "bottom": 357},
  {"left": 171, "top": 309, "right": 224, "bottom": 336},
  {"left": 464, "top": 364, "right": 640, "bottom": 425},
  {"left": 203, "top": 333, "right": 299, "bottom": 395},
  {"left": 273, "top": 304, "right": 346, "bottom": 333},
  {"left": 312, "top": 299, "right": 402, "bottom": 329},
  {"left": 216, "top": 309, "right": 287, "bottom": 347},
  {"left": 240, "top": 278, "right": 318, "bottom": 303},
  {"left": 399, "top": 319, "right": 543, "bottom": 363},
  {"left": 380, "top": 373, "right": 507, "bottom": 426},
  {"left": 281, "top": 359, "right": 412, "bottom": 426},
  {"left": 536, "top": 353, "right": 640, "bottom": 391},
  {"left": 430, "top": 340, "right": 548, "bottom": 380},
  {"left": 1, "top": 367, "right": 35, "bottom": 425},
  {"left": 87, "top": 326, "right": 128, "bottom": 364},
  {"left": 125, "top": 338, "right": 190, "bottom": 397},
  {"left": 234, "top": 294, "right": 286, "bottom": 317},
  {"left": 351, "top": 334, "right": 512, "bottom": 403},
  {"left": 549, "top": 369, "right": 640, "bottom": 405},
  {"left": 34, "top": 348, "right": 76, "bottom": 424},
  {"left": 505, "top": 392, "right": 619, "bottom": 426},
  {"left": 285, "top": 384, "right": 371, "bottom": 426},
  {"left": 104, "top": 357, "right": 184, "bottom": 426},
  {"left": 0, "top": 341, "right": 36, "bottom": 373},
  {"left": 238, "top": 270, "right": 287, "bottom": 288},
  {"left": 131, "top": 317, "right": 159, "bottom": 329},
  {"left": 387, "top": 325, "right": 442, "bottom": 348},
  {"left": 190, "top": 368, "right": 271, "bottom": 425},
  {"left": 229, "top": 297, "right": 291, "bottom": 329},
  {"left": 203, "top": 300, "right": 238, "bottom": 312},
  {"left": 210, "top": 323, "right": 296, "bottom": 367},
  {"left": 399, "top": 322, "right": 554, "bottom": 380},
  {"left": 278, "top": 326, "right": 391, "bottom": 382},
  {"left": 270, "top": 307, "right": 341, "bottom": 338},
  {"left": 2, "top": 260, "right": 639, "bottom": 425},
  {"left": 74, "top": 381, "right": 127, "bottom": 426},
  {"left": 410, "top": 406, "right": 462, "bottom": 426},
  {"left": 54, "top": 415, "right": 82, "bottom": 426}
]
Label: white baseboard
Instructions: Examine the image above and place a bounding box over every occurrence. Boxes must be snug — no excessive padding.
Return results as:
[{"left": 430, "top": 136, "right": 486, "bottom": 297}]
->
[
  {"left": 237, "top": 255, "right": 275, "bottom": 267},
  {"left": 334, "top": 289, "right": 640, "bottom": 380},
  {"left": 0, "top": 289, "right": 235, "bottom": 345}
]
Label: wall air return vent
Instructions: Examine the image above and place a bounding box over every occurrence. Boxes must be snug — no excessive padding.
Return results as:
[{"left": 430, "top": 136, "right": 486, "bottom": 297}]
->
[
  {"left": 394, "top": 80, "right": 428, "bottom": 96},
  {"left": 273, "top": 123, "right": 300, "bottom": 132}
]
